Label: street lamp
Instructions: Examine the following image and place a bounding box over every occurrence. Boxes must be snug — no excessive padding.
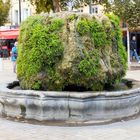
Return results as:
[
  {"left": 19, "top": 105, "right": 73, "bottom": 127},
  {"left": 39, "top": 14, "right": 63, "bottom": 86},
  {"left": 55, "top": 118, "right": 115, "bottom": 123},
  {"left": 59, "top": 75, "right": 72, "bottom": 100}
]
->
[
  {"left": 19, "top": 0, "right": 21, "bottom": 24},
  {"left": 89, "top": 0, "right": 92, "bottom": 14},
  {"left": 127, "top": 27, "right": 130, "bottom": 69}
]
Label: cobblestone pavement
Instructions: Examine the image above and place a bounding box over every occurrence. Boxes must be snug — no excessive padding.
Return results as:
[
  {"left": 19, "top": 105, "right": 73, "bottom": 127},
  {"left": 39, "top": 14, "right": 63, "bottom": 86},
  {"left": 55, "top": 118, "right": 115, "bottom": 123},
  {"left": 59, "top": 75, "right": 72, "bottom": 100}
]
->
[
  {"left": 0, "top": 116, "right": 140, "bottom": 140},
  {"left": 0, "top": 59, "right": 140, "bottom": 140},
  {"left": 0, "top": 58, "right": 17, "bottom": 84}
]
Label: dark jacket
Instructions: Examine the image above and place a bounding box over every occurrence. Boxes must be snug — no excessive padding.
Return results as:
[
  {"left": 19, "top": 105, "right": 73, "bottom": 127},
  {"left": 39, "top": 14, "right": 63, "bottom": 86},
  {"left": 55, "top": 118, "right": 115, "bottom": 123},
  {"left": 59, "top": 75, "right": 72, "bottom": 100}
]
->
[{"left": 130, "top": 40, "right": 137, "bottom": 50}]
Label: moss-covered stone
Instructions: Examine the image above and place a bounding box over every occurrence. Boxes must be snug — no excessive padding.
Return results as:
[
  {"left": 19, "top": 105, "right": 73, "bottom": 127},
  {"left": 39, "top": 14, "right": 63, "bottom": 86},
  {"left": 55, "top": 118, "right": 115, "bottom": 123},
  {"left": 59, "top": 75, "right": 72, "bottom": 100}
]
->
[{"left": 17, "top": 12, "right": 127, "bottom": 91}]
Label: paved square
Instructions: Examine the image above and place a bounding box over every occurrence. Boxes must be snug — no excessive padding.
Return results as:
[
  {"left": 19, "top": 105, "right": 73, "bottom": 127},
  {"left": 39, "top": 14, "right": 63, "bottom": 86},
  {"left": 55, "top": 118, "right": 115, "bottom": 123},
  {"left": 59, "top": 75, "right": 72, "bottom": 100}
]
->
[{"left": 0, "top": 59, "right": 140, "bottom": 140}]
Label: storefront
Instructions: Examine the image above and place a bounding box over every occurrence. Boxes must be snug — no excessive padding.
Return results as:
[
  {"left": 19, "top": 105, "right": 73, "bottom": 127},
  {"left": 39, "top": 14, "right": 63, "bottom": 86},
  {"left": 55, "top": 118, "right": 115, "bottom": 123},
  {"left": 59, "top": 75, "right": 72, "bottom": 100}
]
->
[
  {"left": 0, "top": 28, "right": 19, "bottom": 58},
  {"left": 130, "top": 31, "right": 140, "bottom": 55},
  {"left": 122, "top": 27, "right": 140, "bottom": 55},
  {"left": 121, "top": 25, "right": 140, "bottom": 68}
]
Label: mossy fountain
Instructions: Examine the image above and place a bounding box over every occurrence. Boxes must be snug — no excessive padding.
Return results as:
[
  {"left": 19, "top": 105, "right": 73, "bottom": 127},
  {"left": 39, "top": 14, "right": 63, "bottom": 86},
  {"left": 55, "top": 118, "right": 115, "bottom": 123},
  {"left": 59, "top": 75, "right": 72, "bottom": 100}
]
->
[
  {"left": 17, "top": 12, "right": 127, "bottom": 91},
  {"left": 1, "top": 12, "right": 140, "bottom": 125}
]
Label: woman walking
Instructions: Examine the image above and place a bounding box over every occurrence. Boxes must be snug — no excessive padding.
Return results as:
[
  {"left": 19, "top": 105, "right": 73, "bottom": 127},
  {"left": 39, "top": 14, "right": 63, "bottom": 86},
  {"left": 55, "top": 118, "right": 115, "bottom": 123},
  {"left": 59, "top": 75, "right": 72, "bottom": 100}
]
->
[{"left": 11, "top": 42, "right": 17, "bottom": 73}]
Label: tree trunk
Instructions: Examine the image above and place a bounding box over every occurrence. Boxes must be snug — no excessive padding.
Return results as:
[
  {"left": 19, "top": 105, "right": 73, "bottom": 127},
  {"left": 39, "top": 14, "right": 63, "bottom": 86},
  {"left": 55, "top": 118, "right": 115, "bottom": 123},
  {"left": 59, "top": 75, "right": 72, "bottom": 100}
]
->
[{"left": 52, "top": 0, "right": 61, "bottom": 12}]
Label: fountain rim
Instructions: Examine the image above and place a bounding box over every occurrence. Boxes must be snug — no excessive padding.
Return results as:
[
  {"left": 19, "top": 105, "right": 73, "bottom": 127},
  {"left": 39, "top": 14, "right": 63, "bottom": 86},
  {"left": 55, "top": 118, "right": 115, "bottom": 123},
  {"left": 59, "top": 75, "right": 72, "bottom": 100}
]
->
[{"left": 1, "top": 82, "right": 140, "bottom": 98}]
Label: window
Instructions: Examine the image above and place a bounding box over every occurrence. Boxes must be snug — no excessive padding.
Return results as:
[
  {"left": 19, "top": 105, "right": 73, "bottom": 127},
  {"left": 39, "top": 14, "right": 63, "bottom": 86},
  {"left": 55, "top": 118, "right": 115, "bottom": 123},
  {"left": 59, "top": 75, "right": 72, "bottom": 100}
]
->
[
  {"left": 15, "top": 10, "right": 18, "bottom": 25},
  {"left": 95, "top": 7, "right": 98, "bottom": 13},
  {"left": 92, "top": 7, "right": 98, "bottom": 14},
  {"left": 23, "top": 8, "right": 29, "bottom": 20}
]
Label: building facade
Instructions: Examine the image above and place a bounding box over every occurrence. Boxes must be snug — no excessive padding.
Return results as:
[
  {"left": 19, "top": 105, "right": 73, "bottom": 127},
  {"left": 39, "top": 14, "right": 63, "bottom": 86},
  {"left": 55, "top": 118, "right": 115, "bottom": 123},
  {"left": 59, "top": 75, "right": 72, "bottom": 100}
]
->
[
  {"left": 9, "top": 0, "right": 35, "bottom": 25},
  {"left": 73, "top": 4, "right": 104, "bottom": 16}
]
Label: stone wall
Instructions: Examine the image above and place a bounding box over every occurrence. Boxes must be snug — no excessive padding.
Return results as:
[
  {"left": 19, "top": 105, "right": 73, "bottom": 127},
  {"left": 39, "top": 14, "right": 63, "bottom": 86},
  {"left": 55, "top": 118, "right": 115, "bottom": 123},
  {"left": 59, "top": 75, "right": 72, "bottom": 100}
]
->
[{"left": 0, "top": 83, "right": 140, "bottom": 124}]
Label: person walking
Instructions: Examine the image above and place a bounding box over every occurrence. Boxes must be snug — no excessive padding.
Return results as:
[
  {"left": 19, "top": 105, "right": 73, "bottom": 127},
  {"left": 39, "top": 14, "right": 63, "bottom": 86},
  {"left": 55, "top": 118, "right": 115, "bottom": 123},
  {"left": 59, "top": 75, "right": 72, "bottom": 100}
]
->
[
  {"left": 11, "top": 42, "right": 17, "bottom": 73},
  {"left": 130, "top": 36, "right": 140, "bottom": 63}
]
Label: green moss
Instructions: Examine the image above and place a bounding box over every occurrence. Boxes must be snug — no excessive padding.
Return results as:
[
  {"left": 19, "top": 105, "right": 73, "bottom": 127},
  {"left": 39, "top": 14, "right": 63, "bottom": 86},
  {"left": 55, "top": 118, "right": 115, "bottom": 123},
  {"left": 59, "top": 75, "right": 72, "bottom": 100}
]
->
[
  {"left": 20, "top": 105, "right": 26, "bottom": 116},
  {"left": 78, "top": 50, "right": 100, "bottom": 77},
  {"left": 107, "top": 14, "right": 127, "bottom": 72},
  {"left": 76, "top": 18, "right": 110, "bottom": 48},
  {"left": 32, "top": 80, "right": 42, "bottom": 90},
  {"left": 67, "top": 14, "right": 77, "bottom": 22},
  {"left": 76, "top": 18, "right": 90, "bottom": 36},
  {"left": 89, "top": 20, "right": 109, "bottom": 47},
  {"left": 17, "top": 13, "right": 127, "bottom": 91},
  {"left": 17, "top": 15, "right": 64, "bottom": 90}
]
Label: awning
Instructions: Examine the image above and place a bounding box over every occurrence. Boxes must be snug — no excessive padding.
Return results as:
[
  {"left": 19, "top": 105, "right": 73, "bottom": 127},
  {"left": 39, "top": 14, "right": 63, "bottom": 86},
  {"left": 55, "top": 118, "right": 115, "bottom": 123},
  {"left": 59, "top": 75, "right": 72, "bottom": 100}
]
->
[{"left": 0, "top": 29, "right": 19, "bottom": 39}]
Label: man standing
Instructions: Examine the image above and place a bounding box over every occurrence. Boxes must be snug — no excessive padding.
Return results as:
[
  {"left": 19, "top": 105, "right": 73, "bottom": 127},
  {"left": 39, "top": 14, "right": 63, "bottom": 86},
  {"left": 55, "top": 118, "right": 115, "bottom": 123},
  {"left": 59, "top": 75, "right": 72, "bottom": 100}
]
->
[
  {"left": 130, "top": 36, "right": 140, "bottom": 63},
  {"left": 11, "top": 42, "right": 17, "bottom": 73}
]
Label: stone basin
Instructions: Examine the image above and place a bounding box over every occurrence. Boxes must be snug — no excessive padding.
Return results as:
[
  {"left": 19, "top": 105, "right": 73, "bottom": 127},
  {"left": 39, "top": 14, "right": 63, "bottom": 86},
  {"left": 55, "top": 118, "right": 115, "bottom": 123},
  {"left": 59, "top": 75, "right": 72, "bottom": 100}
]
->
[{"left": 0, "top": 81, "right": 140, "bottom": 125}]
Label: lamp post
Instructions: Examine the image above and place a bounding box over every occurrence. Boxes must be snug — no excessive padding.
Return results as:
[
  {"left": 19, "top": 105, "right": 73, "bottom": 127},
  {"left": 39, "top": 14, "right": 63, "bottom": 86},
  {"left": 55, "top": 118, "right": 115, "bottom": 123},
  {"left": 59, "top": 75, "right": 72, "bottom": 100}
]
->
[
  {"left": 127, "top": 27, "right": 130, "bottom": 69},
  {"left": 89, "top": 0, "right": 92, "bottom": 14},
  {"left": 19, "top": 0, "right": 21, "bottom": 24}
]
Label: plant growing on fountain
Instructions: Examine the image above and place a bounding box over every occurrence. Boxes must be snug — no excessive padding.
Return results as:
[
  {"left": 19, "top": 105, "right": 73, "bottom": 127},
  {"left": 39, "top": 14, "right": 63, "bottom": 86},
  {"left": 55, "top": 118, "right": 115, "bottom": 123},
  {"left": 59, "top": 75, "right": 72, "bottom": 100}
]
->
[{"left": 17, "top": 13, "right": 127, "bottom": 91}]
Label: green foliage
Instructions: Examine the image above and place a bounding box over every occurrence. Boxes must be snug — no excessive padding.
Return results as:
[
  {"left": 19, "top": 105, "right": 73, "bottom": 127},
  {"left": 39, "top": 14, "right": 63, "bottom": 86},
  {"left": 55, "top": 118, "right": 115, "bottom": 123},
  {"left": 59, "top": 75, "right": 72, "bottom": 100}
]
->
[
  {"left": 107, "top": 14, "right": 127, "bottom": 72},
  {"left": 29, "top": 0, "right": 110, "bottom": 13},
  {"left": 30, "top": 0, "right": 53, "bottom": 13},
  {"left": 17, "top": 15, "right": 64, "bottom": 90},
  {"left": 106, "top": 0, "right": 140, "bottom": 28},
  {"left": 17, "top": 13, "right": 127, "bottom": 91},
  {"left": 78, "top": 50, "right": 100, "bottom": 77},
  {"left": 0, "top": 0, "right": 10, "bottom": 26},
  {"left": 30, "top": 0, "right": 61, "bottom": 13},
  {"left": 67, "top": 14, "right": 77, "bottom": 22},
  {"left": 77, "top": 14, "right": 127, "bottom": 87},
  {"left": 89, "top": 20, "right": 109, "bottom": 47},
  {"left": 76, "top": 19, "right": 90, "bottom": 36},
  {"left": 76, "top": 17, "right": 109, "bottom": 47},
  {"left": 30, "top": 0, "right": 139, "bottom": 28}
]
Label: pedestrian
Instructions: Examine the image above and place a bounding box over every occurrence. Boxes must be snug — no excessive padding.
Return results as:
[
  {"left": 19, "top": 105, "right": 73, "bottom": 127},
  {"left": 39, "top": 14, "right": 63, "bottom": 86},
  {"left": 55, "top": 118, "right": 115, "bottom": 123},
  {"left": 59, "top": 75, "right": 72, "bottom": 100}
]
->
[
  {"left": 130, "top": 36, "right": 140, "bottom": 63},
  {"left": 11, "top": 42, "right": 17, "bottom": 73}
]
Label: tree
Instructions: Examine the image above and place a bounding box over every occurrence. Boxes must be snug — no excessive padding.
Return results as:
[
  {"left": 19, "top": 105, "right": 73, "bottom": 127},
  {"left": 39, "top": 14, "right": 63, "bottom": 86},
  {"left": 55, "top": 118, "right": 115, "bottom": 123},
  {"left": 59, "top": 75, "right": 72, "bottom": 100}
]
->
[
  {"left": 30, "top": 0, "right": 140, "bottom": 28},
  {"left": 30, "top": 0, "right": 53, "bottom": 13},
  {"left": 106, "top": 0, "right": 140, "bottom": 28},
  {"left": 30, "top": 0, "right": 60, "bottom": 13},
  {"left": 30, "top": 0, "right": 109, "bottom": 13},
  {"left": 0, "top": 0, "right": 10, "bottom": 26},
  {"left": 52, "top": 0, "right": 61, "bottom": 12}
]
